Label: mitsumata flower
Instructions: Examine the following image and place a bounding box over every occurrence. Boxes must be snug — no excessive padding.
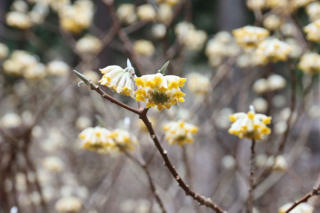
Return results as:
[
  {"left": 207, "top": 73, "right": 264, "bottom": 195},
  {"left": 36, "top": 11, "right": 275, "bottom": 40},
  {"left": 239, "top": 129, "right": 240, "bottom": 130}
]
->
[
  {"left": 99, "top": 59, "right": 136, "bottom": 97},
  {"left": 304, "top": 19, "right": 320, "bottom": 42},
  {"left": 233, "top": 26, "right": 269, "bottom": 49},
  {"left": 78, "top": 127, "right": 114, "bottom": 153},
  {"left": 163, "top": 121, "right": 198, "bottom": 146},
  {"left": 298, "top": 52, "right": 320, "bottom": 74},
  {"left": 108, "top": 129, "right": 138, "bottom": 152},
  {"left": 228, "top": 106, "right": 272, "bottom": 140},
  {"left": 135, "top": 73, "right": 186, "bottom": 110},
  {"left": 256, "top": 38, "right": 292, "bottom": 63}
]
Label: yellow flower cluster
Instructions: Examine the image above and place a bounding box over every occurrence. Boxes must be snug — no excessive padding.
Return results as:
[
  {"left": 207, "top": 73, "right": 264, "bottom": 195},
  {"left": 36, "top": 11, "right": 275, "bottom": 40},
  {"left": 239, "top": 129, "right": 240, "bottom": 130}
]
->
[
  {"left": 135, "top": 73, "right": 186, "bottom": 110},
  {"left": 59, "top": 0, "right": 93, "bottom": 34},
  {"left": 187, "top": 73, "right": 210, "bottom": 96},
  {"left": 228, "top": 107, "right": 272, "bottom": 140},
  {"left": 298, "top": 52, "right": 320, "bottom": 74},
  {"left": 78, "top": 127, "right": 138, "bottom": 153},
  {"left": 163, "top": 121, "right": 198, "bottom": 146},
  {"left": 256, "top": 38, "right": 292, "bottom": 64},
  {"left": 304, "top": 19, "right": 320, "bottom": 42},
  {"left": 133, "top": 40, "right": 155, "bottom": 57},
  {"left": 279, "top": 203, "right": 313, "bottom": 213},
  {"left": 233, "top": 26, "right": 269, "bottom": 49},
  {"left": 99, "top": 60, "right": 136, "bottom": 97},
  {"left": 2, "top": 50, "right": 46, "bottom": 80}
]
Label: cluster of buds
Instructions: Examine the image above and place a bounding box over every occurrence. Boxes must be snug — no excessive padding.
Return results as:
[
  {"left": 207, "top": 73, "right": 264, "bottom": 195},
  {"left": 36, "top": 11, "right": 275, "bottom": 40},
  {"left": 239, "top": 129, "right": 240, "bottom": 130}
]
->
[{"left": 162, "top": 121, "right": 198, "bottom": 146}]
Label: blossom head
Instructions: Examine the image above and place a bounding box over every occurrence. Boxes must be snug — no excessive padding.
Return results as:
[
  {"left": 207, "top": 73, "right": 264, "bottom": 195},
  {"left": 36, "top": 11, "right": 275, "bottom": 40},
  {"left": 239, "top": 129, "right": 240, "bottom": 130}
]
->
[
  {"left": 134, "top": 72, "right": 186, "bottom": 110},
  {"left": 78, "top": 127, "right": 114, "bottom": 153},
  {"left": 108, "top": 129, "right": 138, "bottom": 152},
  {"left": 298, "top": 52, "right": 320, "bottom": 74},
  {"left": 256, "top": 38, "right": 292, "bottom": 64},
  {"left": 162, "top": 121, "right": 198, "bottom": 146},
  {"left": 228, "top": 106, "right": 272, "bottom": 140},
  {"left": 304, "top": 19, "right": 320, "bottom": 42},
  {"left": 99, "top": 59, "right": 136, "bottom": 97},
  {"left": 233, "top": 26, "right": 269, "bottom": 49}
]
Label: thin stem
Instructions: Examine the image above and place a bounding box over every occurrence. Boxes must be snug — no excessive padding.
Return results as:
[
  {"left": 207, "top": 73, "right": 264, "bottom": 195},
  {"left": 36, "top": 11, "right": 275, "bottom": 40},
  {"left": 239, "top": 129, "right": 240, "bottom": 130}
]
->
[
  {"left": 247, "top": 139, "right": 256, "bottom": 213},
  {"left": 123, "top": 151, "right": 167, "bottom": 213},
  {"left": 139, "top": 110, "right": 226, "bottom": 213},
  {"left": 285, "top": 185, "right": 320, "bottom": 213}
]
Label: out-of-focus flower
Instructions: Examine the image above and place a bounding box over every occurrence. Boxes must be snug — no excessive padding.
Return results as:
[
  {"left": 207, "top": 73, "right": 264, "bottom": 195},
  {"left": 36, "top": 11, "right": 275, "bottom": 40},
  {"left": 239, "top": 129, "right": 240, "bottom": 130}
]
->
[
  {"left": 221, "top": 155, "right": 236, "bottom": 170},
  {"left": 135, "top": 72, "right": 186, "bottom": 110},
  {"left": 43, "top": 156, "right": 64, "bottom": 173},
  {"left": 256, "top": 38, "right": 292, "bottom": 64},
  {"left": 298, "top": 52, "right": 320, "bottom": 74},
  {"left": 6, "top": 11, "right": 32, "bottom": 29},
  {"left": 55, "top": 196, "right": 82, "bottom": 213},
  {"left": 253, "top": 98, "right": 268, "bottom": 113},
  {"left": 187, "top": 73, "right": 210, "bottom": 96},
  {"left": 306, "top": 2, "right": 320, "bottom": 21},
  {"left": 286, "top": 38, "right": 303, "bottom": 58},
  {"left": 253, "top": 74, "right": 286, "bottom": 94},
  {"left": 214, "top": 108, "right": 234, "bottom": 129},
  {"left": 157, "top": 4, "right": 173, "bottom": 24},
  {"left": 233, "top": 26, "right": 269, "bottom": 49},
  {"left": 266, "top": 155, "right": 288, "bottom": 171},
  {"left": 247, "top": 0, "right": 266, "bottom": 10},
  {"left": 24, "top": 63, "right": 47, "bottom": 80},
  {"left": 279, "top": 203, "right": 313, "bottom": 213},
  {"left": 78, "top": 127, "right": 114, "bottom": 153},
  {"left": 29, "top": 2, "right": 49, "bottom": 24},
  {"left": 99, "top": 59, "right": 136, "bottom": 97},
  {"left": 75, "top": 35, "right": 102, "bottom": 55},
  {"left": 108, "top": 129, "right": 138, "bottom": 152},
  {"left": 206, "top": 31, "right": 240, "bottom": 67},
  {"left": 133, "top": 40, "right": 155, "bottom": 57},
  {"left": 304, "top": 19, "right": 320, "bottom": 42},
  {"left": 281, "top": 23, "right": 297, "bottom": 37},
  {"left": 75, "top": 116, "right": 92, "bottom": 130},
  {"left": 263, "top": 14, "right": 282, "bottom": 31},
  {"left": 266, "top": 0, "right": 288, "bottom": 9},
  {"left": 292, "top": 0, "right": 316, "bottom": 10},
  {"left": 137, "top": 4, "right": 156, "bottom": 22},
  {"left": 59, "top": 0, "right": 93, "bottom": 34},
  {"left": 151, "top": 24, "right": 167, "bottom": 39},
  {"left": 175, "top": 22, "right": 207, "bottom": 51},
  {"left": 228, "top": 106, "right": 271, "bottom": 140},
  {"left": 12, "top": 0, "right": 29, "bottom": 12},
  {"left": 117, "top": 4, "right": 137, "bottom": 25},
  {"left": 0, "top": 113, "right": 22, "bottom": 128},
  {"left": 47, "top": 60, "right": 70, "bottom": 76},
  {"left": 162, "top": 121, "right": 198, "bottom": 146},
  {"left": 0, "top": 43, "right": 9, "bottom": 59}
]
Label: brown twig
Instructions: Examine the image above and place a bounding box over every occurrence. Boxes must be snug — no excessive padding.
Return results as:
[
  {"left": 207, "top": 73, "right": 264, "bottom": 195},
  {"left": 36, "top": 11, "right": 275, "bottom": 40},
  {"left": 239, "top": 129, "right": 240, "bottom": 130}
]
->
[
  {"left": 247, "top": 139, "right": 256, "bottom": 213},
  {"left": 285, "top": 185, "right": 320, "bottom": 213}
]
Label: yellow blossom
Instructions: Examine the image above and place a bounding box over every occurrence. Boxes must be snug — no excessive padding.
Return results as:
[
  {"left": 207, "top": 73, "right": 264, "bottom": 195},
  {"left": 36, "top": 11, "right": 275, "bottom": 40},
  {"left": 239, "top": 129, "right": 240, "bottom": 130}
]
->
[
  {"left": 298, "top": 52, "right": 320, "bottom": 74},
  {"left": 304, "top": 19, "right": 320, "bottom": 42},
  {"left": 162, "top": 121, "right": 198, "bottom": 146},
  {"left": 256, "top": 38, "right": 292, "bottom": 64},
  {"left": 228, "top": 106, "right": 272, "bottom": 140},
  {"left": 134, "top": 72, "right": 186, "bottom": 110},
  {"left": 233, "top": 26, "right": 269, "bottom": 49}
]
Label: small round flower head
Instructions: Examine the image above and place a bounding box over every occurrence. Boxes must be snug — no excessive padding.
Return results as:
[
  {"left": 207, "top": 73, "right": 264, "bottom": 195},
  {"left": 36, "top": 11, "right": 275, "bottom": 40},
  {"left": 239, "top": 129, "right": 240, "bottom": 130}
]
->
[
  {"left": 304, "top": 19, "right": 320, "bottom": 42},
  {"left": 117, "top": 4, "right": 137, "bottom": 25},
  {"left": 6, "top": 11, "right": 32, "bottom": 29},
  {"left": 268, "top": 74, "right": 286, "bottom": 91},
  {"left": 99, "top": 59, "right": 136, "bottom": 97},
  {"left": 266, "top": 155, "right": 288, "bottom": 171},
  {"left": 298, "top": 52, "right": 320, "bottom": 74},
  {"left": 233, "top": 26, "right": 269, "bottom": 49},
  {"left": 133, "top": 40, "right": 155, "bottom": 57},
  {"left": 134, "top": 72, "right": 186, "bottom": 110},
  {"left": 175, "top": 22, "right": 207, "bottom": 51},
  {"left": 75, "top": 35, "right": 102, "bottom": 55},
  {"left": 42, "top": 156, "right": 64, "bottom": 173},
  {"left": 187, "top": 73, "right": 210, "bottom": 96},
  {"left": 253, "top": 98, "right": 268, "bottom": 113},
  {"left": 137, "top": 4, "right": 156, "bottom": 22},
  {"left": 78, "top": 127, "right": 114, "bottom": 153},
  {"left": 47, "top": 60, "right": 70, "bottom": 76},
  {"left": 263, "top": 14, "right": 282, "bottom": 31},
  {"left": 151, "top": 24, "right": 167, "bottom": 39},
  {"left": 256, "top": 38, "right": 292, "bottom": 64},
  {"left": 228, "top": 106, "right": 272, "bottom": 140},
  {"left": 108, "top": 129, "right": 138, "bottom": 152},
  {"left": 55, "top": 196, "right": 82, "bottom": 213},
  {"left": 279, "top": 203, "right": 313, "bottom": 213},
  {"left": 247, "top": 0, "right": 266, "bottom": 10},
  {"left": 162, "top": 121, "right": 198, "bottom": 146},
  {"left": 157, "top": 4, "right": 173, "bottom": 24},
  {"left": 0, "top": 113, "right": 22, "bottom": 129},
  {"left": 0, "top": 43, "right": 9, "bottom": 59},
  {"left": 306, "top": 2, "right": 320, "bottom": 21}
]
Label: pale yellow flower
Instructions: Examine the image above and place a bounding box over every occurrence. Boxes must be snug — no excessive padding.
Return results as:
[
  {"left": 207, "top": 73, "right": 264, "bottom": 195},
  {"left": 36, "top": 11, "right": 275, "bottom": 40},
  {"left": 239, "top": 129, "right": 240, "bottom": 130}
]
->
[
  {"left": 298, "top": 52, "right": 320, "bottom": 74},
  {"left": 304, "top": 19, "right": 320, "bottom": 42},
  {"left": 163, "top": 121, "right": 198, "bottom": 146},
  {"left": 233, "top": 26, "right": 269, "bottom": 49}
]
